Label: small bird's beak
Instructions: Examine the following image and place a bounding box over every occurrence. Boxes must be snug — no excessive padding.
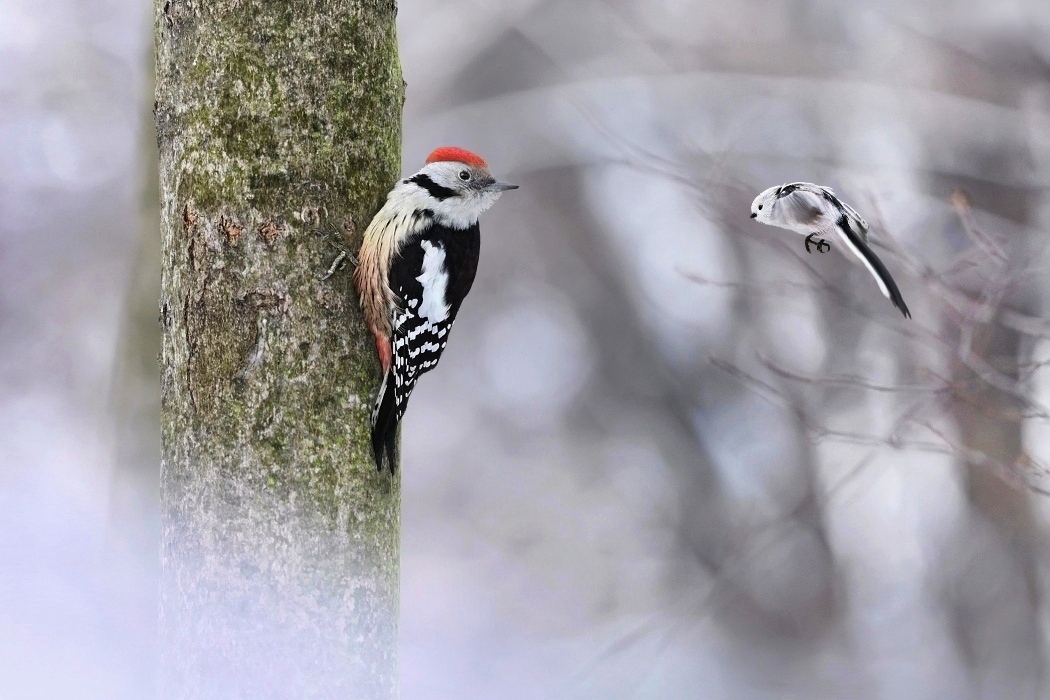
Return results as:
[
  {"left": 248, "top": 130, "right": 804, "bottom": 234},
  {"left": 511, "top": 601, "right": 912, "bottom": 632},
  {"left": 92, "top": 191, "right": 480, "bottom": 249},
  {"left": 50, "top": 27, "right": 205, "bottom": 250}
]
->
[
  {"left": 749, "top": 212, "right": 757, "bottom": 218},
  {"left": 487, "top": 181, "right": 519, "bottom": 192}
]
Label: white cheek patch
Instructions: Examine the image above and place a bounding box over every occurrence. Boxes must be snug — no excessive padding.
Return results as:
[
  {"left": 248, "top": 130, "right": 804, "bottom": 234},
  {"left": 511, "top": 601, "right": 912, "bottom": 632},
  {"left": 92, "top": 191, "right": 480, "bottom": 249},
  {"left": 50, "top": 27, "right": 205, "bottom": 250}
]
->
[
  {"left": 431, "top": 191, "right": 500, "bottom": 230},
  {"left": 416, "top": 240, "right": 450, "bottom": 322}
]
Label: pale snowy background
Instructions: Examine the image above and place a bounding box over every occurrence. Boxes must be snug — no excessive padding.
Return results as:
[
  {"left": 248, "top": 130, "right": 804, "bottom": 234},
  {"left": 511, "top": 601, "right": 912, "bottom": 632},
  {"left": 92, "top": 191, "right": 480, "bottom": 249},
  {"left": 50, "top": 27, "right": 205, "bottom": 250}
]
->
[{"left": 3, "top": 1, "right": 1050, "bottom": 698}]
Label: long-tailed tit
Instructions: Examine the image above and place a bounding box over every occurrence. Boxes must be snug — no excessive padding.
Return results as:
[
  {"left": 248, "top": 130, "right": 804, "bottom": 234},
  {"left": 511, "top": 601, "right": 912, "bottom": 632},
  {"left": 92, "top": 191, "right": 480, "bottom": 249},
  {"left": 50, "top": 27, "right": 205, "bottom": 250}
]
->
[{"left": 750, "top": 183, "right": 911, "bottom": 318}]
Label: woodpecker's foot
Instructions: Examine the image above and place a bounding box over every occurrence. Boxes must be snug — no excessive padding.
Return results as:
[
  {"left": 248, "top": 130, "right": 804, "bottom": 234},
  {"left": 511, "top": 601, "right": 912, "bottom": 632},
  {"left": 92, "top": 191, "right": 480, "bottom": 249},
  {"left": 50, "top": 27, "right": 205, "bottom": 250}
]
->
[
  {"left": 313, "top": 228, "right": 359, "bottom": 280},
  {"left": 312, "top": 227, "right": 359, "bottom": 262}
]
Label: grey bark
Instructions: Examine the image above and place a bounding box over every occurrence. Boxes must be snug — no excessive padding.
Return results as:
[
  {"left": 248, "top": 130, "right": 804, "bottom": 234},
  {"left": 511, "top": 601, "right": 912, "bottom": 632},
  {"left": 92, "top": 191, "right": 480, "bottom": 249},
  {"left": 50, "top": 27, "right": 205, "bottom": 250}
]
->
[{"left": 154, "top": 1, "right": 404, "bottom": 697}]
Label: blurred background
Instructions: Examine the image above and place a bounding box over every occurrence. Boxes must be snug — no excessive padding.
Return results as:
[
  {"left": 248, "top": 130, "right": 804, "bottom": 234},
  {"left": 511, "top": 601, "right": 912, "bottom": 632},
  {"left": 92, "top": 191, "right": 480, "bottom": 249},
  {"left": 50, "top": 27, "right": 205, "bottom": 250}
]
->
[{"left": 3, "top": 0, "right": 1050, "bottom": 698}]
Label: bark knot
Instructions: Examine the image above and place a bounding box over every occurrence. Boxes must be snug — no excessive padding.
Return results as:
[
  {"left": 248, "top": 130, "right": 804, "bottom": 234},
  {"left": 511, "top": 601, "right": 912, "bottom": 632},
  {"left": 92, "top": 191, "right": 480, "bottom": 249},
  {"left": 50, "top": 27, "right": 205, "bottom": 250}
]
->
[
  {"left": 257, "top": 219, "right": 284, "bottom": 246},
  {"left": 220, "top": 215, "right": 244, "bottom": 245}
]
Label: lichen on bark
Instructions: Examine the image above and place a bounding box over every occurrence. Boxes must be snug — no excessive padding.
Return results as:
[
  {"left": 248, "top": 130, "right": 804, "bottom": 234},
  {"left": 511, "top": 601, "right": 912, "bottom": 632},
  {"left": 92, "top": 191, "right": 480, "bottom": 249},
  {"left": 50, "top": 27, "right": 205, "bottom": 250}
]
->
[{"left": 155, "top": 1, "right": 404, "bottom": 697}]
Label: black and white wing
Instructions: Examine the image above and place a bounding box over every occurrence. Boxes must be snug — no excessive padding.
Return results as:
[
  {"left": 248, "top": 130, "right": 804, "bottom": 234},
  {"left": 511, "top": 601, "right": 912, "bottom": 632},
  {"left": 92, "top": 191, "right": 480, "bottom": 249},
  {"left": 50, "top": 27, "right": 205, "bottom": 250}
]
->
[
  {"left": 768, "top": 183, "right": 832, "bottom": 231},
  {"left": 836, "top": 197, "right": 869, "bottom": 243},
  {"left": 370, "top": 223, "right": 481, "bottom": 470},
  {"left": 389, "top": 240, "right": 455, "bottom": 423}
]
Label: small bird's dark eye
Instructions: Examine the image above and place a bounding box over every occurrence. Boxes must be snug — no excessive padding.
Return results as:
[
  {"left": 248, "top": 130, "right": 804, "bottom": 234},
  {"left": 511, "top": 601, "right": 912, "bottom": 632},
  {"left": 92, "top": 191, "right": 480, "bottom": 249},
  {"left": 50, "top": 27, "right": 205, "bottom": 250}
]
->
[
  {"left": 758, "top": 204, "right": 763, "bottom": 210},
  {"left": 459, "top": 170, "right": 470, "bottom": 181}
]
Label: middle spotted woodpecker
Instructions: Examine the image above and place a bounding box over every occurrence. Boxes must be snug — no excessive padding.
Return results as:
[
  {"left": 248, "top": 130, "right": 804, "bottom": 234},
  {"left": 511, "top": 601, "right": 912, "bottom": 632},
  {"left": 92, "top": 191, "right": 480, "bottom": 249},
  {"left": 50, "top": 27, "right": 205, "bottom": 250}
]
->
[{"left": 353, "top": 147, "right": 518, "bottom": 471}]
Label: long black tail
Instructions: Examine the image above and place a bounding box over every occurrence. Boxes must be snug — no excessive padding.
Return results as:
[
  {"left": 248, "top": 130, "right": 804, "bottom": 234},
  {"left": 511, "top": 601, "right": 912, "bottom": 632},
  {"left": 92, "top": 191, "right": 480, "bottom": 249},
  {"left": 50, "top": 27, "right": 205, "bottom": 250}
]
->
[
  {"left": 835, "top": 216, "right": 911, "bottom": 319},
  {"left": 371, "top": 371, "right": 399, "bottom": 472}
]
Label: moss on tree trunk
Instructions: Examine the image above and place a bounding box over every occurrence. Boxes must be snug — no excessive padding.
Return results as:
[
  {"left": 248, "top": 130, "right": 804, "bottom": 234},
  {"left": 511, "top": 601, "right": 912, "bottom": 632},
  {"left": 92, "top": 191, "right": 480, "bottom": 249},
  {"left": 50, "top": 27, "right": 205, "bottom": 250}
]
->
[{"left": 154, "top": 1, "right": 404, "bottom": 696}]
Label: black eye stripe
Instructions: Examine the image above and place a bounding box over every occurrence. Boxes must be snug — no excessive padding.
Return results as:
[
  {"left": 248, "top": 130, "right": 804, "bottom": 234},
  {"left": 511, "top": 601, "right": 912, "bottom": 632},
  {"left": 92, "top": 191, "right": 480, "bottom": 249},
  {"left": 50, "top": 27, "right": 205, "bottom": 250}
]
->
[{"left": 408, "top": 173, "right": 457, "bottom": 201}]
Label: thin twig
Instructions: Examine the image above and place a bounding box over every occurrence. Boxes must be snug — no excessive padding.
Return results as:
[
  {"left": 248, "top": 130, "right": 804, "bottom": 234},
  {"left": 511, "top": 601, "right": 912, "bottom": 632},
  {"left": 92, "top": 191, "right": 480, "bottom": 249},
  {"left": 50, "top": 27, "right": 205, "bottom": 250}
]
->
[
  {"left": 758, "top": 353, "right": 941, "bottom": 395},
  {"left": 320, "top": 251, "right": 348, "bottom": 281}
]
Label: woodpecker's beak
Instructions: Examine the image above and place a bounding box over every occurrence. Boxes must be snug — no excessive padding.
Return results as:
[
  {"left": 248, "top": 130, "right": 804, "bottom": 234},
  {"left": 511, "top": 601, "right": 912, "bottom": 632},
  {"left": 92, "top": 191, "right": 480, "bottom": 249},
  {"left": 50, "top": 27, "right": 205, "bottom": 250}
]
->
[
  {"left": 749, "top": 212, "right": 757, "bottom": 218},
  {"left": 487, "top": 181, "right": 519, "bottom": 192}
]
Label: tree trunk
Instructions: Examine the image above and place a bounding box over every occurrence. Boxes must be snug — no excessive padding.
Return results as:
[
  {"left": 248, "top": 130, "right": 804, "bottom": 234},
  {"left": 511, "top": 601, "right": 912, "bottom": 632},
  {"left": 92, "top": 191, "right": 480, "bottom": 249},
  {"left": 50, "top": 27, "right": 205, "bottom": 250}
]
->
[
  {"left": 942, "top": 187, "right": 1044, "bottom": 693},
  {"left": 154, "top": 1, "right": 404, "bottom": 697}
]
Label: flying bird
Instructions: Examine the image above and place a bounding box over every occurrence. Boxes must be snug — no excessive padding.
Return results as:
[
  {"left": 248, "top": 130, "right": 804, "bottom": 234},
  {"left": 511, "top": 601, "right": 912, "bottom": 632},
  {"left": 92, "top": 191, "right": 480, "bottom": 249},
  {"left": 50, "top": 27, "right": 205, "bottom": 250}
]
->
[
  {"left": 750, "top": 182, "right": 911, "bottom": 318},
  {"left": 354, "top": 147, "right": 518, "bottom": 471}
]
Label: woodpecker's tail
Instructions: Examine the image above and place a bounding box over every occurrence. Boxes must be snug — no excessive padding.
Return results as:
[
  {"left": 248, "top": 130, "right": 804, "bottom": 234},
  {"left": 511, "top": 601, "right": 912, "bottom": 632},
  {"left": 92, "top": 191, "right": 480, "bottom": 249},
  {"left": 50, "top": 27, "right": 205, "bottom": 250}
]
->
[{"left": 371, "top": 370, "right": 399, "bottom": 472}]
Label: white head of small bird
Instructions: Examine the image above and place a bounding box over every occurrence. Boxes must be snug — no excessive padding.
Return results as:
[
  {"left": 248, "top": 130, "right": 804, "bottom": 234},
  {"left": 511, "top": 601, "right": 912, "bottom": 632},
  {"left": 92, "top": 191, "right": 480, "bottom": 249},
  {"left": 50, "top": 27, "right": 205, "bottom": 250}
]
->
[{"left": 749, "top": 185, "right": 784, "bottom": 226}]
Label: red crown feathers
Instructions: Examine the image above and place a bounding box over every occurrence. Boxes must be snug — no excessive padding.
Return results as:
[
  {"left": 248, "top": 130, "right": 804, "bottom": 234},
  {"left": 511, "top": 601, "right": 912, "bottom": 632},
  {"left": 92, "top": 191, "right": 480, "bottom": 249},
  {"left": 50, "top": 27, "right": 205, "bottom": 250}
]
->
[{"left": 425, "top": 146, "right": 488, "bottom": 169}]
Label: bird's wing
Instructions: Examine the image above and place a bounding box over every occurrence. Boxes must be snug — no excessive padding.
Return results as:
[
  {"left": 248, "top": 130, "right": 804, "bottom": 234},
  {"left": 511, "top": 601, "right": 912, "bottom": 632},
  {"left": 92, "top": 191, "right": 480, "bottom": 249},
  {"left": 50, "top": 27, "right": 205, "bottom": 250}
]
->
[
  {"left": 827, "top": 217, "right": 911, "bottom": 318},
  {"left": 837, "top": 198, "right": 870, "bottom": 242},
  {"left": 779, "top": 182, "right": 873, "bottom": 241},
  {"left": 387, "top": 240, "right": 455, "bottom": 419},
  {"left": 769, "top": 184, "right": 833, "bottom": 231}
]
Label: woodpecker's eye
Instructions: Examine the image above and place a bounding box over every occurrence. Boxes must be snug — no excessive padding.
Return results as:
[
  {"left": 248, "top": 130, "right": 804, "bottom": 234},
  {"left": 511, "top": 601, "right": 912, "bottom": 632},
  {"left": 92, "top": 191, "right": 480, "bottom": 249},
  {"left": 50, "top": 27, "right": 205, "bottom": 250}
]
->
[
  {"left": 459, "top": 170, "right": 470, "bottom": 181},
  {"left": 758, "top": 204, "right": 763, "bottom": 210}
]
